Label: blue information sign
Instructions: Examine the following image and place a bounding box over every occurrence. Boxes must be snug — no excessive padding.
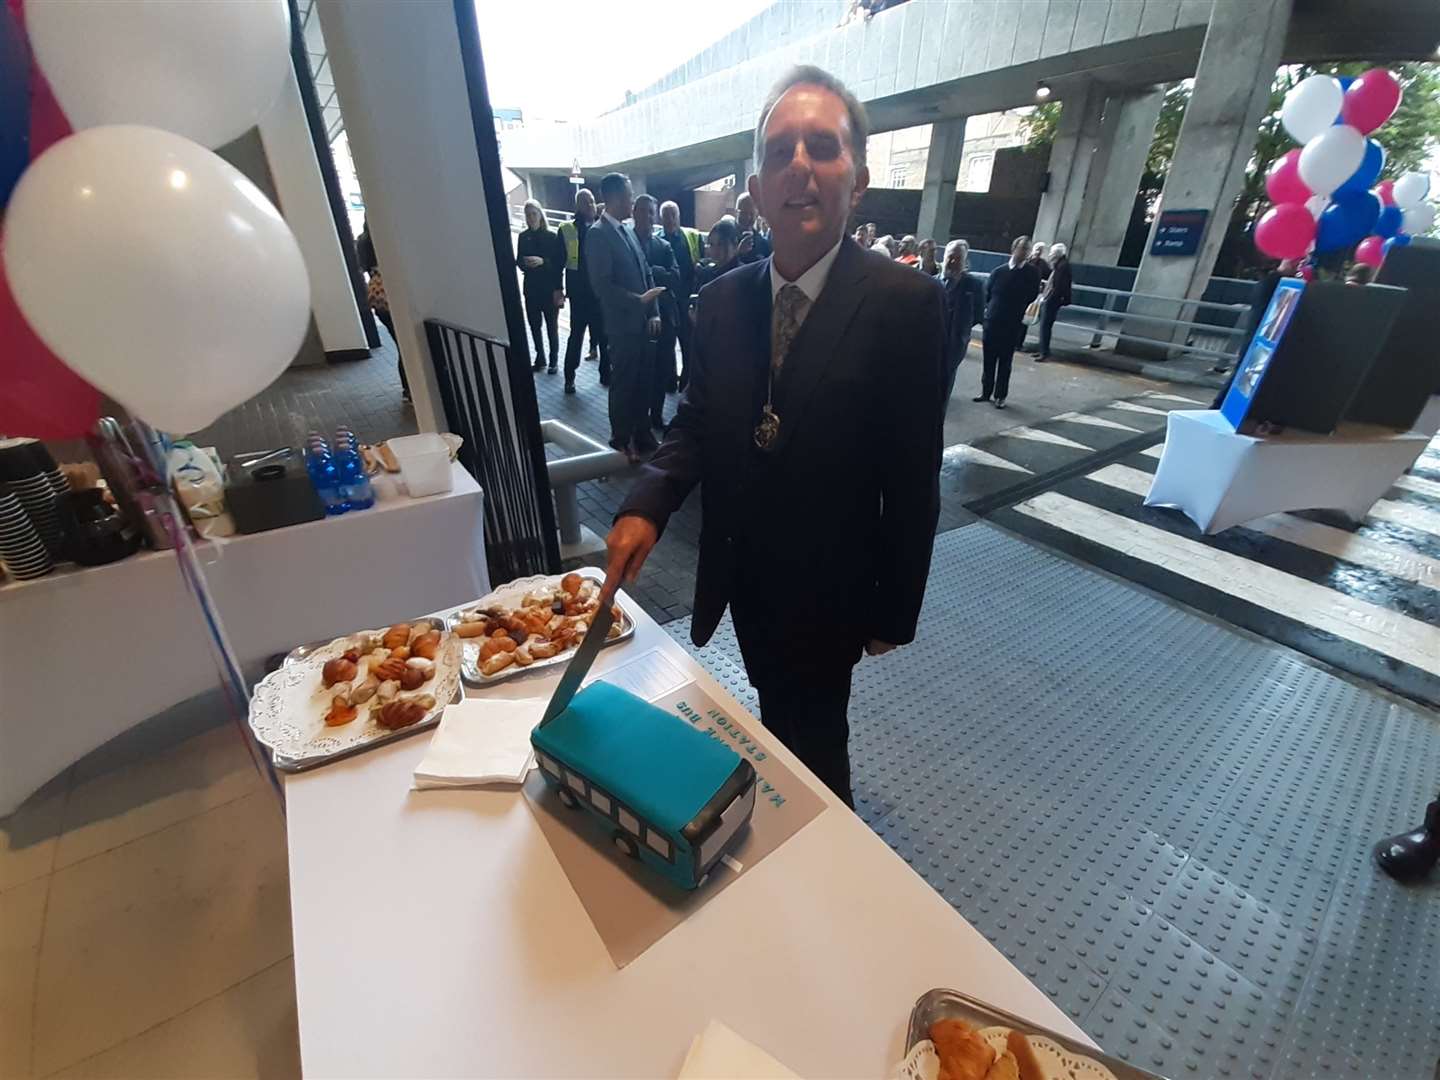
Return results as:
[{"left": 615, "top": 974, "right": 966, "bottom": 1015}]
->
[{"left": 1150, "top": 209, "right": 1209, "bottom": 256}]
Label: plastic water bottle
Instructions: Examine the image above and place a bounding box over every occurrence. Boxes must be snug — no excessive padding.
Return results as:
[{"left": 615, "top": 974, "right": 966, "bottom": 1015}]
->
[
  {"left": 333, "top": 427, "right": 374, "bottom": 511},
  {"left": 304, "top": 433, "right": 346, "bottom": 515}
]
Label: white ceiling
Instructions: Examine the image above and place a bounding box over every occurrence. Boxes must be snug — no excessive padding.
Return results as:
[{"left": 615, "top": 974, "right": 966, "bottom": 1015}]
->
[{"left": 297, "top": 0, "right": 344, "bottom": 144}]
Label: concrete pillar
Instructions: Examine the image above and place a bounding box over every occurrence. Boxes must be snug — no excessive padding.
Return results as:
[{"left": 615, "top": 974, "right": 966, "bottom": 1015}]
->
[
  {"left": 1123, "top": 0, "right": 1293, "bottom": 356},
  {"left": 317, "top": 0, "right": 512, "bottom": 432},
  {"left": 915, "top": 116, "right": 967, "bottom": 244},
  {"left": 258, "top": 62, "right": 369, "bottom": 357},
  {"left": 1032, "top": 81, "right": 1105, "bottom": 251},
  {"left": 1073, "top": 88, "right": 1165, "bottom": 265}
]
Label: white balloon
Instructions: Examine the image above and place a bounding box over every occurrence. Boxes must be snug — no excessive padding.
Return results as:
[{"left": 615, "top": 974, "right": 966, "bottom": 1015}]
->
[
  {"left": 1393, "top": 171, "right": 1431, "bottom": 210},
  {"left": 1280, "top": 74, "right": 1343, "bottom": 145},
  {"left": 1305, "top": 194, "right": 1328, "bottom": 219},
  {"left": 26, "top": 0, "right": 291, "bottom": 149},
  {"left": 1403, "top": 202, "right": 1436, "bottom": 237},
  {"left": 1297, "top": 125, "right": 1365, "bottom": 198},
  {"left": 3, "top": 126, "right": 310, "bottom": 434}
]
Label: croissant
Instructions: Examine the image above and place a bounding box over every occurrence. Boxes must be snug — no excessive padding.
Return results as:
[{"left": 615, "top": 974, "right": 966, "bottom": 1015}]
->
[
  {"left": 376, "top": 695, "right": 435, "bottom": 730},
  {"left": 411, "top": 630, "right": 442, "bottom": 660},
  {"left": 381, "top": 623, "right": 411, "bottom": 650},
  {"left": 370, "top": 656, "right": 408, "bottom": 682}
]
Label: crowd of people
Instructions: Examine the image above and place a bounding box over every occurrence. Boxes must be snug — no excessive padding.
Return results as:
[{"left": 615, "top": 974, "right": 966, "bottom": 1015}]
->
[{"left": 511, "top": 178, "right": 1078, "bottom": 450}]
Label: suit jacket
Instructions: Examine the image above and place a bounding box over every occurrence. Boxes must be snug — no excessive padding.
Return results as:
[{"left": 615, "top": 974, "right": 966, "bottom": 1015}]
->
[
  {"left": 985, "top": 261, "right": 1041, "bottom": 326},
  {"left": 637, "top": 229, "right": 681, "bottom": 328},
  {"left": 587, "top": 215, "right": 658, "bottom": 340},
  {"left": 943, "top": 272, "right": 984, "bottom": 371},
  {"left": 1044, "top": 259, "right": 1072, "bottom": 307},
  {"left": 619, "top": 238, "right": 945, "bottom": 682}
]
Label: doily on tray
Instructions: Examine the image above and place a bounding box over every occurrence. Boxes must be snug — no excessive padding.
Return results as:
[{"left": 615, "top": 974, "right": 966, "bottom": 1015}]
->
[{"left": 893, "top": 1031, "right": 1118, "bottom": 1080}]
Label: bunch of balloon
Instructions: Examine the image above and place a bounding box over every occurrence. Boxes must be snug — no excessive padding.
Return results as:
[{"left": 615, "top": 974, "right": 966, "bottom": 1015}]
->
[
  {"left": 0, "top": 0, "right": 310, "bottom": 438},
  {"left": 1254, "top": 69, "right": 1435, "bottom": 274}
]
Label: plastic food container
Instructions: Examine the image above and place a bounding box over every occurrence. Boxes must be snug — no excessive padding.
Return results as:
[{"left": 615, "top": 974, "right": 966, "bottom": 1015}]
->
[{"left": 387, "top": 433, "right": 453, "bottom": 497}]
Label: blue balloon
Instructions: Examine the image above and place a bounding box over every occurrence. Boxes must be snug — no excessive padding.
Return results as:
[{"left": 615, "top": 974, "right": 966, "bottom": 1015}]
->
[
  {"left": 0, "top": 5, "right": 31, "bottom": 210},
  {"left": 1384, "top": 234, "right": 1412, "bottom": 255},
  {"left": 1334, "top": 139, "right": 1386, "bottom": 196},
  {"left": 1375, "top": 204, "right": 1404, "bottom": 239},
  {"left": 1314, "top": 190, "right": 1381, "bottom": 253},
  {"left": 1338, "top": 76, "right": 1356, "bottom": 91}
]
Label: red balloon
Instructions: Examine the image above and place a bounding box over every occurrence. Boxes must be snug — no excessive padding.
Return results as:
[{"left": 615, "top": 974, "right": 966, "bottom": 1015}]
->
[
  {"left": 1376, "top": 179, "right": 1396, "bottom": 207},
  {"left": 1354, "top": 235, "right": 1386, "bottom": 268},
  {"left": 1297, "top": 265, "right": 1315, "bottom": 281},
  {"left": 1264, "top": 149, "right": 1311, "bottom": 205},
  {"left": 1341, "top": 68, "right": 1401, "bottom": 135},
  {"left": 0, "top": 262, "right": 101, "bottom": 439},
  {"left": 1254, "top": 203, "right": 1317, "bottom": 261}
]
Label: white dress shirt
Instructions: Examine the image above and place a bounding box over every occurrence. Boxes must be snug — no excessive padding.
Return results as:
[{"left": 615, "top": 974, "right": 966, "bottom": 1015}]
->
[{"left": 769, "top": 237, "right": 843, "bottom": 332}]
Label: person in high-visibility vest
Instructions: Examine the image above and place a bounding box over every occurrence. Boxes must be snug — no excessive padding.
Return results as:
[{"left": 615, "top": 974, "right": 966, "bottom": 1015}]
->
[
  {"left": 658, "top": 201, "right": 702, "bottom": 390},
  {"left": 557, "top": 188, "right": 610, "bottom": 392}
]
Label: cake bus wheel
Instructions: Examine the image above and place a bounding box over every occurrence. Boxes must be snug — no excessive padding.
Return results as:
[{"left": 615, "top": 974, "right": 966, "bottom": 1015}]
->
[
  {"left": 557, "top": 787, "right": 578, "bottom": 810},
  {"left": 613, "top": 833, "right": 639, "bottom": 859}
]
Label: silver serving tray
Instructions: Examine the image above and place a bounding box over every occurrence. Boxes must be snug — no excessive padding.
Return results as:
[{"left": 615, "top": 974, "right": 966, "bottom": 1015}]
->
[
  {"left": 906, "top": 988, "right": 1170, "bottom": 1080},
  {"left": 262, "top": 616, "right": 461, "bottom": 773},
  {"left": 450, "top": 568, "right": 635, "bottom": 687}
]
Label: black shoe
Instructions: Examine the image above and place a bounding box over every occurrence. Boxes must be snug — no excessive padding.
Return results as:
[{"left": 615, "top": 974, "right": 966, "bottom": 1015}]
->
[
  {"left": 599, "top": 377, "right": 610, "bottom": 388},
  {"left": 532, "top": 358, "right": 545, "bottom": 371},
  {"left": 994, "top": 398, "right": 1007, "bottom": 409},
  {"left": 547, "top": 363, "right": 557, "bottom": 374},
  {"left": 972, "top": 395, "right": 990, "bottom": 403},
  {"left": 564, "top": 382, "right": 576, "bottom": 394},
  {"left": 1035, "top": 355, "right": 1049, "bottom": 363},
  {"left": 1375, "top": 799, "right": 1440, "bottom": 881}
]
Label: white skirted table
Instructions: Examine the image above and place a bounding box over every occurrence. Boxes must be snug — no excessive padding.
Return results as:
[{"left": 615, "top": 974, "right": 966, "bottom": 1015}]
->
[
  {"left": 1145, "top": 409, "right": 1432, "bottom": 534},
  {"left": 282, "top": 600, "right": 1088, "bottom": 1079},
  {"left": 0, "top": 462, "right": 488, "bottom": 816}
]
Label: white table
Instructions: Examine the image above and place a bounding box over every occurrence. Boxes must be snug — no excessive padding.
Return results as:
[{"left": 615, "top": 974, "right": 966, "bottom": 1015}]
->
[
  {"left": 284, "top": 603, "right": 1086, "bottom": 1079},
  {"left": 1145, "top": 409, "right": 1432, "bottom": 534},
  {"left": 0, "top": 462, "right": 487, "bottom": 816}
]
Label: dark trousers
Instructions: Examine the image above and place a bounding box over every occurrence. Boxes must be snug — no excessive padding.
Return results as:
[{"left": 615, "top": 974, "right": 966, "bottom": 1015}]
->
[
  {"left": 756, "top": 673, "right": 855, "bottom": 808},
  {"left": 650, "top": 320, "right": 677, "bottom": 425},
  {"left": 1038, "top": 299, "right": 1063, "bottom": 357},
  {"left": 943, "top": 330, "right": 972, "bottom": 410},
  {"left": 607, "top": 335, "right": 653, "bottom": 448},
  {"left": 525, "top": 292, "right": 559, "bottom": 367},
  {"left": 374, "top": 308, "right": 408, "bottom": 397},
  {"left": 563, "top": 297, "right": 608, "bottom": 384},
  {"left": 981, "top": 319, "right": 1020, "bottom": 401}
]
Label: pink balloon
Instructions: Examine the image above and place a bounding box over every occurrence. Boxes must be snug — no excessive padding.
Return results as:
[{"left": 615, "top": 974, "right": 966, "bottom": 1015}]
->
[
  {"left": 1265, "top": 149, "right": 1311, "bottom": 205},
  {"left": 1341, "top": 68, "right": 1401, "bottom": 135},
  {"left": 1376, "top": 179, "right": 1395, "bottom": 206},
  {"left": 1255, "top": 203, "right": 1317, "bottom": 260},
  {"left": 1354, "top": 235, "right": 1386, "bottom": 268},
  {"left": 1297, "top": 264, "right": 1315, "bottom": 281}
]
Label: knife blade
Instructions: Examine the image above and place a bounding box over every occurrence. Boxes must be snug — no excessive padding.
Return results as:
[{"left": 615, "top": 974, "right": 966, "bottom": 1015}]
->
[{"left": 539, "top": 602, "right": 616, "bottom": 727}]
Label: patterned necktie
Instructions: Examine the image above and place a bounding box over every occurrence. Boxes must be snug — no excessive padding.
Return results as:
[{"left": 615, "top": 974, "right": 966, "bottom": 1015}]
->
[{"left": 771, "top": 283, "right": 811, "bottom": 374}]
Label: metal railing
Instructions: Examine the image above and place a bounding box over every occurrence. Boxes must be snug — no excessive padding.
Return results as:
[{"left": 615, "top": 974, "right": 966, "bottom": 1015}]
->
[{"left": 509, "top": 203, "right": 574, "bottom": 230}]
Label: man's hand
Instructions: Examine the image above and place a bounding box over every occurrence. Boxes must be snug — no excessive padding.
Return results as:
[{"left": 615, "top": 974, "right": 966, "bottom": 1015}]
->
[
  {"left": 865, "top": 639, "right": 897, "bottom": 657},
  {"left": 640, "top": 286, "right": 666, "bottom": 305},
  {"left": 647, "top": 316, "right": 662, "bottom": 339},
  {"left": 738, "top": 232, "right": 755, "bottom": 256},
  {"left": 553, "top": 289, "right": 565, "bottom": 308},
  {"left": 521, "top": 255, "right": 543, "bottom": 269},
  {"left": 600, "top": 515, "right": 659, "bottom": 607}
]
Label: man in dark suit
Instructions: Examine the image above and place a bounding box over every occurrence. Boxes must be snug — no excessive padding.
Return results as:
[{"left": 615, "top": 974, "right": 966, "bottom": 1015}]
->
[
  {"left": 632, "top": 194, "right": 681, "bottom": 431},
  {"left": 587, "top": 173, "right": 666, "bottom": 460},
  {"left": 976, "top": 234, "right": 1041, "bottom": 409},
  {"left": 735, "top": 191, "right": 773, "bottom": 264},
  {"left": 602, "top": 66, "right": 945, "bottom": 807}
]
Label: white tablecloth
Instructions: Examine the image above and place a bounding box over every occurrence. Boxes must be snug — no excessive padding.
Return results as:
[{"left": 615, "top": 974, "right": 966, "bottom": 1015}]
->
[
  {"left": 0, "top": 462, "right": 487, "bottom": 816},
  {"left": 1145, "top": 410, "right": 1432, "bottom": 534},
  {"left": 283, "top": 603, "right": 1087, "bottom": 1079}
]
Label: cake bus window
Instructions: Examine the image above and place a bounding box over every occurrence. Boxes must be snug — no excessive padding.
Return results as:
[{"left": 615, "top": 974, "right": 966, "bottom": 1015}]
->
[
  {"left": 645, "top": 828, "right": 673, "bottom": 862},
  {"left": 590, "top": 788, "right": 611, "bottom": 815},
  {"left": 618, "top": 806, "right": 639, "bottom": 835}
]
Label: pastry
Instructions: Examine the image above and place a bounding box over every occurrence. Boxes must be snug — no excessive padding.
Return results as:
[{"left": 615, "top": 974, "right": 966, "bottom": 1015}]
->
[
  {"left": 411, "top": 630, "right": 442, "bottom": 660},
  {"left": 930, "top": 1019, "right": 994, "bottom": 1080},
  {"left": 399, "top": 664, "right": 428, "bottom": 691},
  {"left": 323, "top": 694, "right": 358, "bottom": 727},
  {"left": 370, "top": 656, "right": 408, "bottom": 683},
  {"left": 322, "top": 654, "right": 358, "bottom": 688},
  {"left": 381, "top": 623, "right": 411, "bottom": 650},
  {"left": 455, "top": 620, "right": 490, "bottom": 638},
  {"left": 376, "top": 694, "right": 435, "bottom": 730},
  {"left": 1004, "top": 1031, "right": 1044, "bottom": 1080},
  {"left": 983, "top": 1050, "right": 1019, "bottom": 1080},
  {"left": 480, "top": 651, "right": 515, "bottom": 676},
  {"left": 349, "top": 675, "right": 380, "bottom": 704},
  {"left": 560, "top": 572, "right": 583, "bottom": 596}
]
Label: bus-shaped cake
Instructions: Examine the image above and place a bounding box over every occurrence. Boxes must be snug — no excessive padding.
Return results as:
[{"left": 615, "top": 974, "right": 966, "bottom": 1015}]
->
[{"left": 531, "top": 682, "right": 757, "bottom": 890}]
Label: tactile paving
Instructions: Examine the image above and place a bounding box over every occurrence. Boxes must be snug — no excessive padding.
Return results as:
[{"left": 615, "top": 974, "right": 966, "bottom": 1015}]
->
[{"left": 668, "top": 523, "right": 1440, "bottom": 1080}]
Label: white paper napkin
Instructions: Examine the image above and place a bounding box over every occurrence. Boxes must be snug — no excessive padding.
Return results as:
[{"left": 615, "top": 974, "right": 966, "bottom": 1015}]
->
[
  {"left": 677, "top": 1020, "right": 801, "bottom": 1079},
  {"left": 412, "top": 696, "right": 546, "bottom": 790}
]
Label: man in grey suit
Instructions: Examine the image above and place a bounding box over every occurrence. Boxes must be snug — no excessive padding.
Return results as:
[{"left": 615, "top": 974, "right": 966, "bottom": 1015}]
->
[{"left": 587, "top": 172, "right": 666, "bottom": 461}]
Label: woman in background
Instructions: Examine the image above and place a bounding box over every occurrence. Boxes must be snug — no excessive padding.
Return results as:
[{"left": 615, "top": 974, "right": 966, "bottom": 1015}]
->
[
  {"left": 515, "top": 199, "right": 566, "bottom": 373},
  {"left": 1034, "top": 242, "right": 1072, "bottom": 362},
  {"left": 357, "top": 219, "right": 409, "bottom": 403}
]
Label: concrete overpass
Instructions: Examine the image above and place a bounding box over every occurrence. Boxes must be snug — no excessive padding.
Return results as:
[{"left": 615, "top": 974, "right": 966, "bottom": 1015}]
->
[{"left": 502, "top": 0, "right": 1438, "bottom": 344}]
